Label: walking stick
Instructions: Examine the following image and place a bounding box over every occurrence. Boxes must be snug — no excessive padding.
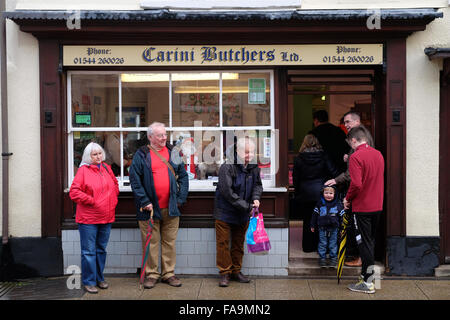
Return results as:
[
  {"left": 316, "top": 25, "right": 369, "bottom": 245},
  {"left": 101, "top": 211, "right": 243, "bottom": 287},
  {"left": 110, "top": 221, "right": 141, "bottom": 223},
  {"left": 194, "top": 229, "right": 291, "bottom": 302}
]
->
[{"left": 139, "top": 208, "right": 154, "bottom": 289}]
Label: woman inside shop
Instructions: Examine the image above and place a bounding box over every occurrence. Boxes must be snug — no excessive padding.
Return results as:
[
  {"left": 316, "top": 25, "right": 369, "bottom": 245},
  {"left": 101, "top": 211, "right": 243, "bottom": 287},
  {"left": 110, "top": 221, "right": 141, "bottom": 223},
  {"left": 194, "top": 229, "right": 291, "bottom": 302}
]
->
[
  {"left": 293, "top": 134, "right": 339, "bottom": 252},
  {"left": 69, "top": 142, "right": 119, "bottom": 294}
]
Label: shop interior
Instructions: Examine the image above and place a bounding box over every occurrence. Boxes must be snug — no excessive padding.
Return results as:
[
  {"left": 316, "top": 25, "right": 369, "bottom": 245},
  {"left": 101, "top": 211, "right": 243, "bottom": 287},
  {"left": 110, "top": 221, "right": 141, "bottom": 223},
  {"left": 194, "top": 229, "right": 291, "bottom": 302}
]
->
[{"left": 286, "top": 69, "right": 376, "bottom": 266}]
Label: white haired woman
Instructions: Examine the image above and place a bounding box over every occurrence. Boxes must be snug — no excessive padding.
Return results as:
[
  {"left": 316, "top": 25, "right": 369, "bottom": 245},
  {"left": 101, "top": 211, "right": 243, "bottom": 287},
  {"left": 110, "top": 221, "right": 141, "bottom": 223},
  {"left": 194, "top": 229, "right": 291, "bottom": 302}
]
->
[{"left": 69, "top": 142, "right": 119, "bottom": 294}]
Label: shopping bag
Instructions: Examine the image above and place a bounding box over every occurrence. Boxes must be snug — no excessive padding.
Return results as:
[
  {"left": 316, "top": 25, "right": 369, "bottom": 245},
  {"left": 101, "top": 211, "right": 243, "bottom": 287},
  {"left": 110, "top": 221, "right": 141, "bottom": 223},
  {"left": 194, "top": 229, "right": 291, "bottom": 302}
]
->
[{"left": 246, "top": 208, "right": 271, "bottom": 255}]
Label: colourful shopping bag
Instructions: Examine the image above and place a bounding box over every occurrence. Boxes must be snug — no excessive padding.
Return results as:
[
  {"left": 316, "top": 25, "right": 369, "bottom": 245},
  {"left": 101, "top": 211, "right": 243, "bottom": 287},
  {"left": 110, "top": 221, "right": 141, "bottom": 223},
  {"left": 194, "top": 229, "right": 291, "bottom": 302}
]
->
[{"left": 246, "top": 208, "right": 271, "bottom": 255}]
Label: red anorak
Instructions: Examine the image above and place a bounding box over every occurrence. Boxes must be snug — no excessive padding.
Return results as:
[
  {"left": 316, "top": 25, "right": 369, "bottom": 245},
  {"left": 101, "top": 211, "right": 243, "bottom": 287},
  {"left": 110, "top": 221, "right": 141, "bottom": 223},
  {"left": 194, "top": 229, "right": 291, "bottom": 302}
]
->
[{"left": 70, "top": 163, "right": 119, "bottom": 224}]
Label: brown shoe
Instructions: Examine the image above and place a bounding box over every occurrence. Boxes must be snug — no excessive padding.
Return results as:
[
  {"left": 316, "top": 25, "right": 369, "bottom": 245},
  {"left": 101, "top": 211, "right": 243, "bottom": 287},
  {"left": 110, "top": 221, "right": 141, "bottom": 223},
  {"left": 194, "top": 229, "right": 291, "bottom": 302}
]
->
[
  {"left": 84, "top": 285, "right": 98, "bottom": 294},
  {"left": 143, "top": 277, "right": 158, "bottom": 289},
  {"left": 97, "top": 281, "right": 109, "bottom": 289},
  {"left": 219, "top": 274, "right": 230, "bottom": 287},
  {"left": 162, "top": 276, "right": 182, "bottom": 287},
  {"left": 230, "top": 272, "right": 250, "bottom": 283},
  {"left": 345, "top": 257, "right": 362, "bottom": 267}
]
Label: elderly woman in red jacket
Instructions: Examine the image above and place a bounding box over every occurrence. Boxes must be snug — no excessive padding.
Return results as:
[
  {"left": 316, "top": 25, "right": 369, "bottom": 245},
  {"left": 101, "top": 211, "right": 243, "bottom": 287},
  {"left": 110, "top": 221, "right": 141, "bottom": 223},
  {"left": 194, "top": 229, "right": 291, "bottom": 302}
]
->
[{"left": 69, "top": 142, "right": 119, "bottom": 294}]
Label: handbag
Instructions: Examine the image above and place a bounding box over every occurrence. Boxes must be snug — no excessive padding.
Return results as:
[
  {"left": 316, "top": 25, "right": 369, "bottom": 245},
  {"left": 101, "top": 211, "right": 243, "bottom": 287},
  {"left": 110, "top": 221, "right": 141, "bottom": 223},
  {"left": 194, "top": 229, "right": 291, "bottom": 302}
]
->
[{"left": 246, "top": 208, "right": 271, "bottom": 255}]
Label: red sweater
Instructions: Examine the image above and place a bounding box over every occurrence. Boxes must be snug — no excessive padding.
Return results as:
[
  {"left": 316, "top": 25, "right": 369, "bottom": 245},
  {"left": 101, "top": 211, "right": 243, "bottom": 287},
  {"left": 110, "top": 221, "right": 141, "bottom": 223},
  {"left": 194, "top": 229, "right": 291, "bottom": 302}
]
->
[
  {"left": 150, "top": 147, "right": 170, "bottom": 209},
  {"left": 70, "top": 163, "right": 119, "bottom": 224},
  {"left": 345, "top": 143, "right": 384, "bottom": 213}
]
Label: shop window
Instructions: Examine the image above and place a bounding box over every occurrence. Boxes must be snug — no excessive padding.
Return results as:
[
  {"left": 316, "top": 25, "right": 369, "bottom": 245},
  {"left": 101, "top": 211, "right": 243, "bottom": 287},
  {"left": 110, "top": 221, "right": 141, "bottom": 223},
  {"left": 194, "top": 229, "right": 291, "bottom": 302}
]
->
[{"left": 68, "top": 71, "right": 275, "bottom": 191}]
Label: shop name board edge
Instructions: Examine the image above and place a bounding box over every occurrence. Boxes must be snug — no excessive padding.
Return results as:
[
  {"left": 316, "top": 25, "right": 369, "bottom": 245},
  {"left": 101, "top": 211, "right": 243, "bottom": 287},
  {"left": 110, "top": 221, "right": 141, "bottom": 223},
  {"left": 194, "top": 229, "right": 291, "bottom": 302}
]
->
[{"left": 63, "top": 44, "right": 383, "bottom": 66}]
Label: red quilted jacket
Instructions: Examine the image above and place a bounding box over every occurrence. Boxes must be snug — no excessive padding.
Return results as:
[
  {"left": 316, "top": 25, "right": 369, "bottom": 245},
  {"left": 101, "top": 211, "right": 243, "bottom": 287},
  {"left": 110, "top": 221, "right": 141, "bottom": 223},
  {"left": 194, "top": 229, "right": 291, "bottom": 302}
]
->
[{"left": 69, "top": 163, "right": 119, "bottom": 224}]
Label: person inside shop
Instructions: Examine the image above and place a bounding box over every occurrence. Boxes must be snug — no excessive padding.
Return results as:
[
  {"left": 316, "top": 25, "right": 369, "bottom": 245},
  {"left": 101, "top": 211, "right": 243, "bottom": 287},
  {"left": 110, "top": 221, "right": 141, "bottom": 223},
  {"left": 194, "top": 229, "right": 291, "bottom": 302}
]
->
[
  {"left": 129, "top": 122, "right": 189, "bottom": 289},
  {"left": 293, "top": 134, "right": 339, "bottom": 253},
  {"left": 310, "top": 109, "right": 349, "bottom": 173},
  {"left": 310, "top": 185, "right": 345, "bottom": 268},
  {"left": 214, "top": 137, "right": 263, "bottom": 287},
  {"left": 344, "top": 126, "right": 384, "bottom": 294},
  {"left": 104, "top": 131, "right": 132, "bottom": 176},
  {"left": 69, "top": 142, "right": 119, "bottom": 294},
  {"left": 324, "top": 111, "right": 374, "bottom": 267}
]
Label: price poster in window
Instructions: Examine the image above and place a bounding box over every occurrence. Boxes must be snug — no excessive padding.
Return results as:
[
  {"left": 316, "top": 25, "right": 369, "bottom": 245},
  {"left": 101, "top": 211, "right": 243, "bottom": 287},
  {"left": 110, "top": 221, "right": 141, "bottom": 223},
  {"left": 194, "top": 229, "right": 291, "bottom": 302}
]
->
[
  {"left": 248, "top": 78, "right": 266, "bottom": 104},
  {"left": 263, "top": 137, "right": 271, "bottom": 158}
]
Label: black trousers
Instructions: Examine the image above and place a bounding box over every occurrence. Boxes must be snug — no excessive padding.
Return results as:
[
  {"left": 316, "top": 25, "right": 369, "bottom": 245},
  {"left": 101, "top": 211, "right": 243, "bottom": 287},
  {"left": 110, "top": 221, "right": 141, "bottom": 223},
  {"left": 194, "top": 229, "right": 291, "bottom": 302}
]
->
[
  {"left": 345, "top": 213, "right": 360, "bottom": 258},
  {"left": 353, "top": 212, "right": 381, "bottom": 282},
  {"left": 298, "top": 201, "right": 319, "bottom": 252}
]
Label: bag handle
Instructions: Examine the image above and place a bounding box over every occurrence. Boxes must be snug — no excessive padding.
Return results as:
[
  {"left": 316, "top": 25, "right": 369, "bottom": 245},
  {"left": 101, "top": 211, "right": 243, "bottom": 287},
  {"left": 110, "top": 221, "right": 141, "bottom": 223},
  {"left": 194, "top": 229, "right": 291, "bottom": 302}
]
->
[
  {"left": 251, "top": 207, "right": 259, "bottom": 218},
  {"left": 149, "top": 145, "right": 178, "bottom": 180}
]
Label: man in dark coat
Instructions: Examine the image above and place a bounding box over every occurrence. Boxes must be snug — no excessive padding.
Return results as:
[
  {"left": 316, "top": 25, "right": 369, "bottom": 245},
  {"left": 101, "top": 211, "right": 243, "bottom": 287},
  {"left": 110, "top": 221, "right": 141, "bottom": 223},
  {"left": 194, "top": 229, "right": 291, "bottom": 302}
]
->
[
  {"left": 129, "top": 122, "right": 189, "bottom": 289},
  {"left": 214, "top": 137, "right": 263, "bottom": 287},
  {"left": 310, "top": 110, "right": 349, "bottom": 174}
]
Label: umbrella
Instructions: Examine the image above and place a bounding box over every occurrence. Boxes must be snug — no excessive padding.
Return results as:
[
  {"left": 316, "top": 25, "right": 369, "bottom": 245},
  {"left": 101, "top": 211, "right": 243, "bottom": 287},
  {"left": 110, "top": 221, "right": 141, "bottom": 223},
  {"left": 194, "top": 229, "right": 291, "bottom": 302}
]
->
[
  {"left": 337, "top": 210, "right": 350, "bottom": 284},
  {"left": 139, "top": 209, "right": 154, "bottom": 289}
]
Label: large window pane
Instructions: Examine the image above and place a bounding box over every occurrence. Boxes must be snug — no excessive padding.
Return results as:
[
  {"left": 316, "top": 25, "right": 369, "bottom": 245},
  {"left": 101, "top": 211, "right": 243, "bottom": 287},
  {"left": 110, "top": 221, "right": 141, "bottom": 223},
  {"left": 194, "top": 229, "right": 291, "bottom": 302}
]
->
[
  {"left": 71, "top": 74, "right": 118, "bottom": 127},
  {"left": 121, "top": 73, "right": 170, "bottom": 128},
  {"left": 73, "top": 131, "right": 108, "bottom": 174},
  {"left": 171, "top": 130, "right": 221, "bottom": 182},
  {"left": 223, "top": 73, "right": 271, "bottom": 126},
  {"left": 223, "top": 129, "right": 273, "bottom": 181},
  {"left": 172, "top": 73, "right": 220, "bottom": 127}
]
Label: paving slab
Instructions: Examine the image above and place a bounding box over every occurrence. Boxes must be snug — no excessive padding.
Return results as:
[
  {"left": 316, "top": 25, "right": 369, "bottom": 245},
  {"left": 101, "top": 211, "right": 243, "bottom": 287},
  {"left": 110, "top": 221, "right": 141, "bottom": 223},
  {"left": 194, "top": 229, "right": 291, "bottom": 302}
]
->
[
  {"left": 307, "top": 279, "right": 371, "bottom": 300},
  {"left": 367, "top": 280, "right": 428, "bottom": 300},
  {"left": 81, "top": 276, "right": 142, "bottom": 300},
  {"left": 140, "top": 278, "right": 202, "bottom": 300},
  {"left": 255, "top": 279, "right": 313, "bottom": 300},
  {"left": 414, "top": 280, "right": 450, "bottom": 300},
  {"left": 197, "top": 278, "right": 256, "bottom": 300}
]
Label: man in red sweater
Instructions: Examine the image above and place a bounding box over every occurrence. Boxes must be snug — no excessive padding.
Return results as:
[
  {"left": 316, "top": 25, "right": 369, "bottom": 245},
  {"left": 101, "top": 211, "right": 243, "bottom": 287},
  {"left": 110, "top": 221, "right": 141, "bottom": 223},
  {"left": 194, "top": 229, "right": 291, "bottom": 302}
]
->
[{"left": 343, "top": 126, "right": 384, "bottom": 294}]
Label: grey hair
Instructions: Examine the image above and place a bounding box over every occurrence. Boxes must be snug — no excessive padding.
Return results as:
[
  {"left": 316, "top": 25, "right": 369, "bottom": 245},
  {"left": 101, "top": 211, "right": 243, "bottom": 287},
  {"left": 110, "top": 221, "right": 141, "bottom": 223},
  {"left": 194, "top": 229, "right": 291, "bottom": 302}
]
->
[
  {"left": 147, "top": 122, "right": 166, "bottom": 138},
  {"left": 81, "top": 142, "right": 106, "bottom": 165}
]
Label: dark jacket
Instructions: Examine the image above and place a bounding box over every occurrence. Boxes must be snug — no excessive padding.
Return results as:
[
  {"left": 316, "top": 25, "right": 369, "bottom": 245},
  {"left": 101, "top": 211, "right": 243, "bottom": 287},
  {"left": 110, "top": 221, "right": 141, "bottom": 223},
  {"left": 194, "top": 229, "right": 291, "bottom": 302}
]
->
[
  {"left": 214, "top": 163, "right": 263, "bottom": 225},
  {"left": 129, "top": 143, "right": 189, "bottom": 221},
  {"left": 311, "top": 186, "right": 345, "bottom": 230},
  {"left": 293, "top": 150, "right": 339, "bottom": 204},
  {"left": 310, "top": 123, "right": 349, "bottom": 173}
]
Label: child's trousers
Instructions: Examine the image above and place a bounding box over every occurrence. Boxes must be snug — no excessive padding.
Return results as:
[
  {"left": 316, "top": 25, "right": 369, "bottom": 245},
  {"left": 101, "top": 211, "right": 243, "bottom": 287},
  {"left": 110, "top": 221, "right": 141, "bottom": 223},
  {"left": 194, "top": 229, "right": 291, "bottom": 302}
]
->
[{"left": 318, "top": 227, "right": 338, "bottom": 259}]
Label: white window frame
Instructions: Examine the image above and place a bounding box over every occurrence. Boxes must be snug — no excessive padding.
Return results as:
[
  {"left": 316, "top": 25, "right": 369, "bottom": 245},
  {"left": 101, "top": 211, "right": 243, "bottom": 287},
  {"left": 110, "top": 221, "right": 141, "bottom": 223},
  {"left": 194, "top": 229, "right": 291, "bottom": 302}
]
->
[{"left": 67, "top": 70, "right": 276, "bottom": 192}]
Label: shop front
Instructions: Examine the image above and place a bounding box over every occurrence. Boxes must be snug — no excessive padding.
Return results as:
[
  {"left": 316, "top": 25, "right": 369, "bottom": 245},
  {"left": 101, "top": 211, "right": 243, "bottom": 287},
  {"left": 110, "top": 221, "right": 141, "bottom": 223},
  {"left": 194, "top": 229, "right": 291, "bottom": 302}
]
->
[{"left": 5, "top": 8, "right": 443, "bottom": 277}]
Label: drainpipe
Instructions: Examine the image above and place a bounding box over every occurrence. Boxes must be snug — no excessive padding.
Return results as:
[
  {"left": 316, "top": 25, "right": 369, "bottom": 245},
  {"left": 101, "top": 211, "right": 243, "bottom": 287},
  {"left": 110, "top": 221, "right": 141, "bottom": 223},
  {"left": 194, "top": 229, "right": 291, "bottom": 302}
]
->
[{"left": 1, "top": 0, "right": 11, "bottom": 245}]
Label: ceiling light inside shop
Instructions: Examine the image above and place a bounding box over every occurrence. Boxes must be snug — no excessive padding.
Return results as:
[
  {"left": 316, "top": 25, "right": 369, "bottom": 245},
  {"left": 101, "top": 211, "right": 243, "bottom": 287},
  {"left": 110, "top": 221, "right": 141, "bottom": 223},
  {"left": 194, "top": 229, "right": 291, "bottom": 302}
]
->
[
  {"left": 121, "top": 73, "right": 239, "bottom": 82},
  {"left": 174, "top": 86, "right": 270, "bottom": 94}
]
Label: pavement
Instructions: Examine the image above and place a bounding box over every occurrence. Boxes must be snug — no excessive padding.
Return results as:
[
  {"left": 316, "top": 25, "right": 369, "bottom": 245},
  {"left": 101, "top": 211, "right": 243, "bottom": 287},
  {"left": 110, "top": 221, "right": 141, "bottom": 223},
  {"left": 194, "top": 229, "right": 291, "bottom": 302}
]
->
[{"left": 1, "top": 274, "right": 449, "bottom": 301}]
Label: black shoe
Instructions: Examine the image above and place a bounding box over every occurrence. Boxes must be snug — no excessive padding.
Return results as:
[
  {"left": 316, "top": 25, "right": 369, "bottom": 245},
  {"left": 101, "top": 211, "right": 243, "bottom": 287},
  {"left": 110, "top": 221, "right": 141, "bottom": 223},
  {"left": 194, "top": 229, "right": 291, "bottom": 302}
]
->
[
  {"left": 219, "top": 274, "right": 230, "bottom": 287},
  {"left": 230, "top": 272, "right": 250, "bottom": 283},
  {"left": 319, "top": 259, "right": 327, "bottom": 268}
]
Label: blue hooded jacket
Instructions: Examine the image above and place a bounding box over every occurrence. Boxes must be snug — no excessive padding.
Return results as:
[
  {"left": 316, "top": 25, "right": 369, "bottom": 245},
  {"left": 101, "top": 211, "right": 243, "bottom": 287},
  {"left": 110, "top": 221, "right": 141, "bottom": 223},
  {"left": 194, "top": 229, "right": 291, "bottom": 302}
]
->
[
  {"left": 311, "top": 185, "right": 345, "bottom": 230},
  {"left": 129, "top": 144, "right": 189, "bottom": 221}
]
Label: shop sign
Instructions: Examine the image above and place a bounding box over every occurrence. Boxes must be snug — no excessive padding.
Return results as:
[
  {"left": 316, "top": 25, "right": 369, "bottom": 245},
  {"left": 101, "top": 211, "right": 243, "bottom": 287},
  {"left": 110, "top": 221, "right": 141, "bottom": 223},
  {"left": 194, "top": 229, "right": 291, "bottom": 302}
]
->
[{"left": 63, "top": 44, "right": 383, "bottom": 66}]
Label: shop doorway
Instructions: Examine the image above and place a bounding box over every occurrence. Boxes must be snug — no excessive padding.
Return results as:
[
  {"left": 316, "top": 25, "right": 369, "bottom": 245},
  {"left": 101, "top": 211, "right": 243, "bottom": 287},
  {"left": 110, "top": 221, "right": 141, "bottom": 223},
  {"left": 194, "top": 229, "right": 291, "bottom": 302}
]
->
[{"left": 286, "top": 68, "right": 385, "bottom": 274}]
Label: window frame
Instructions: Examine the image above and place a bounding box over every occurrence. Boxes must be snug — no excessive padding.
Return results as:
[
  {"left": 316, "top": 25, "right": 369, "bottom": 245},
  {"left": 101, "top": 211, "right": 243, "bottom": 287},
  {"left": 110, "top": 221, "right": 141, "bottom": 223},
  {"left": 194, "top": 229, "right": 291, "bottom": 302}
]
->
[{"left": 67, "top": 70, "right": 276, "bottom": 191}]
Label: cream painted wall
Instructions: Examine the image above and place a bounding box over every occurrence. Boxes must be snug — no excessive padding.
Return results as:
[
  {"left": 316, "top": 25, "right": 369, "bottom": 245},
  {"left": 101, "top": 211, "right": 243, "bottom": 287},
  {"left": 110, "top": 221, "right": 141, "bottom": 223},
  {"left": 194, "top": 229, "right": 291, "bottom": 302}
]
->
[
  {"left": 5, "top": 1, "right": 449, "bottom": 238},
  {"left": 13, "top": 0, "right": 450, "bottom": 10},
  {"left": 6, "top": 19, "right": 41, "bottom": 237},
  {"left": 405, "top": 7, "right": 449, "bottom": 237}
]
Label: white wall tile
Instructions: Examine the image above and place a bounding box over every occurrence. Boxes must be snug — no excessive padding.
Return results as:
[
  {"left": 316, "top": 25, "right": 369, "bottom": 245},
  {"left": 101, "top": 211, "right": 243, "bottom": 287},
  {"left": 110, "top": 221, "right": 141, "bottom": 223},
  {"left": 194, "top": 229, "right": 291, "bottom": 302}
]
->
[{"left": 187, "top": 228, "right": 202, "bottom": 241}]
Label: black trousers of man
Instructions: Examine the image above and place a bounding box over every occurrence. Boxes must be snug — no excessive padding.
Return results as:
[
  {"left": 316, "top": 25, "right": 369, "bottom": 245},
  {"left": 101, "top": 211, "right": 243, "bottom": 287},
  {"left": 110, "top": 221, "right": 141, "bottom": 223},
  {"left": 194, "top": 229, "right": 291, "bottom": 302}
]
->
[{"left": 353, "top": 212, "right": 381, "bottom": 282}]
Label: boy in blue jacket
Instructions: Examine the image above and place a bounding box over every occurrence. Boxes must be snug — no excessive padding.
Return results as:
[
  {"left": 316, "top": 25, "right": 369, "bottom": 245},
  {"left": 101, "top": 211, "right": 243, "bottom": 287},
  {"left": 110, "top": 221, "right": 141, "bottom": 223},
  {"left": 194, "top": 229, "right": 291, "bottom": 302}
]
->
[{"left": 311, "top": 185, "right": 345, "bottom": 268}]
